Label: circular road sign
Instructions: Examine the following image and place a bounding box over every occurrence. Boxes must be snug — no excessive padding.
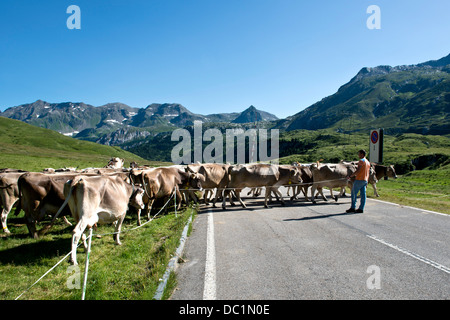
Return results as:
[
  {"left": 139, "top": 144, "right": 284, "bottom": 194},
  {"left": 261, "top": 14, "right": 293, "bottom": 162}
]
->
[{"left": 371, "top": 131, "right": 379, "bottom": 144}]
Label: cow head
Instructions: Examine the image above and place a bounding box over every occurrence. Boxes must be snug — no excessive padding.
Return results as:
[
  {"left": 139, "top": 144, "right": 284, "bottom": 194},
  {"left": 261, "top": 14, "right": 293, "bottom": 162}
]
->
[
  {"left": 141, "top": 172, "right": 158, "bottom": 199},
  {"left": 184, "top": 167, "right": 205, "bottom": 191},
  {"left": 289, "top": 167, "right": 303, "bottom": 184},
  {"left": 189, "top": 172, "right": 205, "bottom": 191},
  {"left": 130, "top": 187, "right": 145, "bottom": 210},
  {"left": 369, "top": 166, "right": 378, "bottom": 184},
  {"left": 107, "top": 157, "right": 125, "bottom": 169},
  {"left": 387, "top": 165, "right": 397, "bottom": 179}
]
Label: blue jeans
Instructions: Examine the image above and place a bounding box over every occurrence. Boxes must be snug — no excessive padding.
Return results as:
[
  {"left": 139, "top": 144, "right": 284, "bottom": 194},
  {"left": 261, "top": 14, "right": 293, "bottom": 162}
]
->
[{"left": 351, "top": 180, "right": 368, "bottom": 210}]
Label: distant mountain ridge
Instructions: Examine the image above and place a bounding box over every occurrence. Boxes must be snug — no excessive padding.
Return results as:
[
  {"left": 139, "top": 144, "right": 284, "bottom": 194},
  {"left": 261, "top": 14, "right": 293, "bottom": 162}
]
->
[
  {"left": 0, "top": 101, "right": 278, "bottom": 139},
  {"left": 280, "top": 53, "right": 450, "bottom": 135}
]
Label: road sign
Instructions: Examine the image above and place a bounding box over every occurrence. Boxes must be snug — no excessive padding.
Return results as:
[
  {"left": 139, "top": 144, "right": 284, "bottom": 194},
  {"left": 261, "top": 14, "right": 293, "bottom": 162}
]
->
[
  {"left": 369, "top": 129, "right": 383, "bottom": 163},
  {"left": 371, "top": 131, "right": 379, "bottom": 144}
]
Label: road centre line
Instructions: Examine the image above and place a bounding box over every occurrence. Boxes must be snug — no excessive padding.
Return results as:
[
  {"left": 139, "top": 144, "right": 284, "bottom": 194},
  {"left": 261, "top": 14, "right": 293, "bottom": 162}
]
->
[
  {"left": 203, "top": 209, "right": 217, "bottom": 300},
  {"left": 367, "top": 235, "right": 450, "bottom": 275}
]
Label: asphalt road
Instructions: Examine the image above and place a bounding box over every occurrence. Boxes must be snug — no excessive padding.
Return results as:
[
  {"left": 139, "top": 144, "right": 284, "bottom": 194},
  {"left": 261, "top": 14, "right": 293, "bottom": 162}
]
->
[{"left": 171, "top": 189, "right": 450, "bottom": 300}]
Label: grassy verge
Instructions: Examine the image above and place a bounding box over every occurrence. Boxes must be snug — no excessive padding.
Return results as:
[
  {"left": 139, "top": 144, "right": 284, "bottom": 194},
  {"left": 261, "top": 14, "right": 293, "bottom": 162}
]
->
[
  {"left": 0, "top": 205, "right": 196, "bottom": 300},
  {"left": 367, "top": 167, "right": 450, "bottom": 215}
]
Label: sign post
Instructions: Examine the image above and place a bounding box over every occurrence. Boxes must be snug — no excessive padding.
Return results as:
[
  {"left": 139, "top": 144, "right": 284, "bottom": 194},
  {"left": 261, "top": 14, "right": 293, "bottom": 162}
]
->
[{"left": 369, "top": 128, "right": 383, "bottom": 163}]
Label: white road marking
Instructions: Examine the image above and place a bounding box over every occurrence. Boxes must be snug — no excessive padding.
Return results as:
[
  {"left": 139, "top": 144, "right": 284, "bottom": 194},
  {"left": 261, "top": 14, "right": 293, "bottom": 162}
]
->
[
  {"left": 368, "top": 198, "right": 448, "bottom": 217},
  {"left": 367, "top": 235, "right": 450, "bottom": 274},
  {"left": 203, "top": 209, "right": 217, "bottom": 300}
]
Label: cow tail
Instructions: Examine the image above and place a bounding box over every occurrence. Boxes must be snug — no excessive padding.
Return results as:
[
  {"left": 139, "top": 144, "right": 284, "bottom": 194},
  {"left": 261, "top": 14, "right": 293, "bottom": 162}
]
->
[
  {"left": 14, "top": 175, "right": 25, "bottom": 216},
  {"left": 141, "top": 172, "right": 153, "bottom": 199}
]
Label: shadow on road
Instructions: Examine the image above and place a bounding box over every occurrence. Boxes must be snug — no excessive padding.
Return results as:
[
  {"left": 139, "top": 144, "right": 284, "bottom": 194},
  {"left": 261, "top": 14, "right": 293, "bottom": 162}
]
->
[{"left": 283, "top": 211, "right": 362, "bottom": 222}]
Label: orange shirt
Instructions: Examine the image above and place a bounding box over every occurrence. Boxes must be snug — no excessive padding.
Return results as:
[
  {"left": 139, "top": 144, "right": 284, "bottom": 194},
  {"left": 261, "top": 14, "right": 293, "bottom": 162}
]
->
[{"left": 356, "top": 158, "right": 370, "bottom": 181}]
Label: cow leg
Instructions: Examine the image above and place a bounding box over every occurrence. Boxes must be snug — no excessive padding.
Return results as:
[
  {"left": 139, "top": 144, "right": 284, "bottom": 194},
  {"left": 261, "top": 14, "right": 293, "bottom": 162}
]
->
[
  {"left": 81, "top": 233, "right": 88, "bottom": 250},
  {"left": 311, "top": 184, "right": 327, "bottom": 204},
  {"left": 1, "top": 207, "right": 11, "bottom": 234},
  {"left": 146, "top": 199, "right": 154, "bottom": 219},
  {"left": 235, "top": 189, "right": 247, "bottom": 208},
  {"left": 185, "top": 189, "right": 198, "bottom": 204},
  {"left": 330, "top": 188, "right": 338, "bottom": 202},
  {"left": 212, "top": 188, "right": 221, "bottom": 208},
  {"left": 222, "top": 189, "right": 233, "bottom": 210},
  {"left": 302, "top": 186, "right": 310, "bottom": 201},
  {"left": 289, "top": 186, "right": 298, "bottom": 201},
  {"left": 164, "top": 196, "right": 170, "bottom": 215},
  {"left": 274, "top": 188, "right": 285, "bottom": 205},
  {"left": 372, "top": 183, "right": 380, "bottom": 197},
  {"left": 271, "top": 188, "right": 280, "bottom": 202},
  {"left": 222, "top": 189, "right": 228, "bottom": 210},
  {"left": 25, "top": 215, "right": 39, "bottom": 239},
  {"left": 62, "top": 216, "right": 72, "bottom": 226},
  {"left": 136, "top": 208, "right": 142, "bottom": 226},
  {"left": 296, "top": 185, "right": 303, "bottom": 199},
  {"left": 176, "top": 189, "right": 183, "bottom": 211},
  {"left": 319, "top": 187, "right": 328, "bottom": 201},
  {"left": 113, "top": 214, "right": 126, "bottom": 246},
  {"left": 203, "top": 190, "right": 210, "bottom": 204},
  {"left": 70, "top": 219, "right": 89, "bottom": 265},
  {"left": 264, "top": 187, "right": 271, "bottom": 208}
]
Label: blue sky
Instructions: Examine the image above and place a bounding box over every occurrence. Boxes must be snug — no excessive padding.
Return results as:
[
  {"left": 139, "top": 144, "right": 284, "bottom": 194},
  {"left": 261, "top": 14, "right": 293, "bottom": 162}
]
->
[{"left": 1, "top": 0, "right": 449, "bottom": 118}]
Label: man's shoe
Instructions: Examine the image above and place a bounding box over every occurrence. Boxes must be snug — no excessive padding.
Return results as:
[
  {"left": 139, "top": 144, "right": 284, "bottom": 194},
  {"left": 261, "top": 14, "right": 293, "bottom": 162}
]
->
[
  {"left": 355, "top": 209, "right": 364, "bottom": 213},
  {"left": 346, "top": 208, "right": 355, "bottom": 213}
]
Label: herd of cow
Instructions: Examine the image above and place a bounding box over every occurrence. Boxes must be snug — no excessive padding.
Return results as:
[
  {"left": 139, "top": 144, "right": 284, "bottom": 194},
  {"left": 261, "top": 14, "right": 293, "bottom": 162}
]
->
[{"left": 0, "top": 157, "right": 397, "bottom": 265}]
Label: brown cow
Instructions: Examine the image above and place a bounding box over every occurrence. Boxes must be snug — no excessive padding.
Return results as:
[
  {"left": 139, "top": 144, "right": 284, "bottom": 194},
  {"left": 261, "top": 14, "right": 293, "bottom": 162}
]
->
[
  {"left": 371, "top": 164, "right": 397, "bottom": 197},
  {"left": 18, "top": 171, "right": 123, "bottom": 238},
  {"left": 309, "top": 162, "right": 378, "bottom": 203},
  {"left": 64, "top": 175, "right": 145, "bottom": 265},
  {"left": 186, "top": 163, "right": 231, "bottom": 208},
  {"left": 18, "top": 172, "right": 82, "bottom": 238},
  {"left": 288, "top": 164, "right": 314, "bottom": 201},
  {"left": 0, "top": 171, "right": 27, "bottom": 233},
  {"left": 225, "top": 164, "right": 302, "bottom": 209},
  {"left": 138, "top": 167, "right": 205, "bottom": 225},
  {"left": 309, "top": 162, "right": 357, "bottom": 204}
]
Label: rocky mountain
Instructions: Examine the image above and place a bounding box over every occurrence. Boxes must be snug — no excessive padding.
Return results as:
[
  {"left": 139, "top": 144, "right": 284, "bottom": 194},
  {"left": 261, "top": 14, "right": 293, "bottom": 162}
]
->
[
  {"left": 232, "top": 105, "right": 278, "bottom": 123},
  {"left": 0, "top": 100, "right": 278, "bottom": 143},
  {"left": 281, "top": 53, "right": 450, "bottom": 135},
  {"left": 0, "top": 100, "right": 140, "bottom": 137}
]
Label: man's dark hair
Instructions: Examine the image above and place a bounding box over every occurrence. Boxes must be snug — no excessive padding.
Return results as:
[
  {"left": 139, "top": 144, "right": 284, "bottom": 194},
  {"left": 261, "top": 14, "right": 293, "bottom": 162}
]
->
[{"left": 358, "top": 149, "right": 366, "bottom": 156}]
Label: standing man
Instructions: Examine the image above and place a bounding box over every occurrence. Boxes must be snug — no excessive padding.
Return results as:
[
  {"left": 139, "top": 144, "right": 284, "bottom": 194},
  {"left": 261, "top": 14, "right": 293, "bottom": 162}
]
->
[{"left": 346, "top": 150, "right": 370, "bottom": 213}]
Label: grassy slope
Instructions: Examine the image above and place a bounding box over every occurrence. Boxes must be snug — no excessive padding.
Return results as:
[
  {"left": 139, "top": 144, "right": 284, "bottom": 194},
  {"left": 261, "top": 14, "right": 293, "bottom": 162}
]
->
[
  {"left": 0, "top": 116, "right": 184, "bottom": 300},
  {"left": 372, "top": 165, "right": 450, "bottom": 214},
  {"left": 0, "top": 116, "right": 159, "bottom": 171},
  {"left": 278, "top": 129, "right": 450, "bottom": 165},
  {"left": 0, "top": 207, "right": 195, "bottom": 300}
]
